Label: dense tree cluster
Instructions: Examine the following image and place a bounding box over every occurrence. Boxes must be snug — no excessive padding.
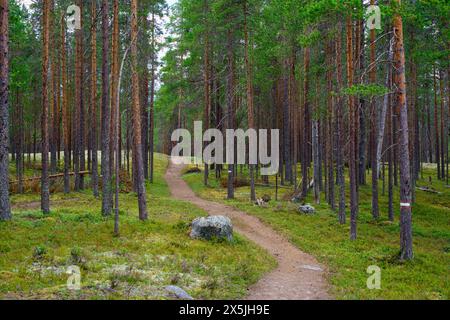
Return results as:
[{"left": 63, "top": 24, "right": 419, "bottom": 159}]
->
[
  {"left": 0, "top": 0, "right": 448, "bottom": 262},
  {"left": 156, "top": 0, "right": 449, "bottom": 260}
]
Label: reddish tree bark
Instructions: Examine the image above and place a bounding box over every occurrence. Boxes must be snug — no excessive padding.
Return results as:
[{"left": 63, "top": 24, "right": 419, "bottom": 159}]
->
[
  {"left": 131, "top": 0, "right": 148, "bottom": 220},
  {"left": 0, "top": 0, "right": 11, "bottom": 220},
  {"left": 393, "top": 1, "right": 413, "bottom": 260}
]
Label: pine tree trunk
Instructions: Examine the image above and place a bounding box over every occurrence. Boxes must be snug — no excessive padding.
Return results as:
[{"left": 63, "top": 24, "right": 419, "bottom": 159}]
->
[
  {"left": 49, "top": 0, "right": 57, "bottom": 174},
  {"left": 283, "top": 58, "right": 292, "bottom": 184},
  {"left": 110, "top": 0, "right": 119, "bottom": 179},
  {"left": 226, "top": 29, "right": 235, "bottom": 200},
  {"left": 203, "top": 0, "right": 211, "bottom": 187},
  {"left": 101, "top": 0, "right": 113, "bottom": 216},
  {"left": 131, "top": 0, "right": 148, "bottom": 221},
  {"left": 41, "top": 0, "right": 50, "bottom": 214},
  {"left": 61, "top": 14, "right": 70, "bottom": 194},
  {"left": 91, "top": 0, "right": 99, "bottom": 197},
  {"left": 388, "top": 76, "right": 394, "bottom": 221},
  {"left": 326, "top": 41, "right": 335, "bottom": 210},
  {"left": 149, "top": 11, "right": 156, "bottom": 184},
  {"left": 439, "top": 71, "right": 445, "bottom": 180},
  {"left": 113, "top": 0, "right": 120, "bottom": 235},
  {"left": 74, "top": 0, "right": 83, "bottom": 190},
  {"left": 335, "top": 27, "right": 346, "bottom": 224},
  {"left": 0, "top": 0, "right": 11, "bottom": 220},
  {"left": 393, "top": 2, "right": 413, "bottom": 260},
  {"left": 243, "top": 1, "right": 256, "bottom": 201},
  {"left": 369, "top": 1, "right": 379, "bottom": 219},
  {"left": 301, "top": 47, "right": 310, "bottom": 199},
  {"left": 347, "top": 16, "right": 358, "bottom": 240},
  {"left": 433, "top": 65, "right": 441, "bottom": 179}
]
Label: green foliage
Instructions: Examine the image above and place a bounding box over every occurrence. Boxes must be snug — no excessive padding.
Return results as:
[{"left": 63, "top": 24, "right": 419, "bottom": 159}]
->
[{"left": 341, "top": 84, "right": 390, "bottom": 98}]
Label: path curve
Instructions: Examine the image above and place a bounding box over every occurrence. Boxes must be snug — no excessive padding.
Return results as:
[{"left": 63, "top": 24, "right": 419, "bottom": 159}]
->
[{"left": 165, "top": 159, "right": 331, "bottom": 300}]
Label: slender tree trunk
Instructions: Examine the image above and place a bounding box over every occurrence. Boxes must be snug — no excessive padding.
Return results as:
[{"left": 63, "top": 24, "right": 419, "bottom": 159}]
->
[
  {"left": 326, "top": 41, "right": 335, "bottom": 210},
  {"left": 0, "top": 0, "right": 11, "bottom": 220},
  {"left": 203, "top": 0, "right": 211, "bottom": 187},
  {"left": 244, "top": 1, "right": 256, "bottom": 201},
  {"left": 61, "top": 14, "right": 70, "bottom": 194},
  {"left": 393, "top": 2, "right": 413, "bottom": 260},
  {"left": 301, "top": 47, "right": 310, "bottom": 199},
  {"left": 16, "top": 91, "right": 24, "bottom": 194},
  {"left": 49, "top": 0, "right": 57, "bottom": 174},
  {"left": 283, "top": 58, "right": 292, "bottom": 184},
  {"left": 433, "top": 65, "right": 441, "bottom": 179},
  {"left": 41, "top": 0, "right": 50, "bottom": 214},
  {"left": 347, "top": 15, "right": 358, "bottom": 240},
  {"left": 112, "top": 0, "right": 120, "bottom": 235},
  {"left": 335, "top": 27, "right": 346, "bottom": 224},
  {"left": 91, "top": 0, "right": 99, "bottom": 197},
  {"left": 358, "top": 17, "right": 367, "bottom": 186},
  {"left": 377, "top": 38, "right": 394, "bottom": 174},
  {"left": 149, "top": 11, "right": 156, "bottom": 184},
  {"left": 439, "top": 71, "right": 445, "bottom": 180},
  {"left": 110, "top": 0, "right": 119, "bottom": 177},
  {"left": 101, "top": 0, "right": 113, "bottom": 216},
  {"left": 131, "top": 0, "right": 148, "bottom": 220},
  {"left": 74, "top": 0, "right": 83, "bottom": 190},
  {"left": 369, "top": 0, "right": 379, "bottom": 219},
  {"left": 388, "top": 76, "right": 394, "bottom": 221},
  {"left": 226, "top": 29, "right": 235, "bottom": 200}
]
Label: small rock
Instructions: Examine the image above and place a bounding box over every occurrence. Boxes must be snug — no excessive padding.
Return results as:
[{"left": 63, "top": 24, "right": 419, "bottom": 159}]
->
[
  {"left": 165, "top": 285, "right": 194, "bottom": 300},
  {"left": 299, "top": 204, "right": 316, "bottom": 215},
  {"left": 255, "top": 199, "right": 268, "bottom": 207},
  {"left": 261, "top": 194, "right": 271, "bottom": 203},
  {"left": 190, "top": 216, "right": 233, "bottom": 241}
]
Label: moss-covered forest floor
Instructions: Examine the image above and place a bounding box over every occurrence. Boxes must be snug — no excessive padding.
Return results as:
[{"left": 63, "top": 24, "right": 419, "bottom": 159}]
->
[
  {"left": 184, "top": 165, "right": 449, "bottom": 300},
  {"left": 0, "top": 154, "right": 274, "bottom": 300}
]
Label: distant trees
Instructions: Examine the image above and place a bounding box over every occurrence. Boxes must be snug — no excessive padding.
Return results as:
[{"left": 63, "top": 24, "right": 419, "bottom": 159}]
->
[{"left": 0, "top": 0, "right": 11, "bottom": 221}]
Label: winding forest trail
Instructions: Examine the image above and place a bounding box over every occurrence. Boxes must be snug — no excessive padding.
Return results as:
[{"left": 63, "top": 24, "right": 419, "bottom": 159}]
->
[{"left": 165, "top": 159, "right": 331, "bottom": 300}]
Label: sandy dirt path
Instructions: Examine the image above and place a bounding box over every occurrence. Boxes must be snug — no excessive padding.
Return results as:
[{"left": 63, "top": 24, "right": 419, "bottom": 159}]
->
[{"left": 165, "top": 159, "right": 331, "bottom": 300}]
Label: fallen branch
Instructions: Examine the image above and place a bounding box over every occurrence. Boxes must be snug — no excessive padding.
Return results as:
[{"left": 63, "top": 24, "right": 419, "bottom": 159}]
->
[
  {"left": 416, "top": 186, "right": 442, "bottom": 194},
  {"left": 10, "top": 171, "right": 92, "bottom": 184}
]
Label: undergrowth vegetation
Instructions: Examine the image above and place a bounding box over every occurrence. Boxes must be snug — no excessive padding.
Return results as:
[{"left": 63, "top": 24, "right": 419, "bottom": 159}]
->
[
  {"left": 184, "top": 165, "right": 449, "bottom": 300},
  {"left": 0, "top": 154, "right": 275, "bottom": 300}
]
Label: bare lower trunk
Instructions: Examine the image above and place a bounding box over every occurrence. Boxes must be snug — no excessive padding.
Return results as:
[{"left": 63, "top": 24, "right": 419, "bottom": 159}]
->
[
  {"left": 131, "top": 0, "right": 148, "bottom": 220},
  {"left": 226, "top": 30, "right": 235, "bottom": 200},
  {"left": 243, "top": 1, "right": 256, "bottom": 201},
  {"left": 393, "top": 3, "right": 413, "bottom": 260},
  {"left": 347, "top": 16, "right": 358, "bottom": 240},
  {"left": 0, "top": 0, "right": 11, "bottom": 220},
  {"left": 335, "top": 26, "right": 346, "bottom": 224},
  {"left": 61, "top": 15, "right": 70, "bottom": 194},
  {"left": 312, "top": 120, "right": 320, "bottom": 204},
  {"left": 91, "top": 0, "right": 99, "bottom": 197},
  {"left": 101, "top": 0, "right": 112, "bottom": 216},
  {"left": 41, "top": 0, "right": 50, "bottom": 214},
  {"left": 377, "top": 39, "right": 394, "bottom": 175}
]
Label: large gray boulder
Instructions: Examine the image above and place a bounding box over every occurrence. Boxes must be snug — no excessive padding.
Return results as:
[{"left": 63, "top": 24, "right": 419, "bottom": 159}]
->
[
  {"left": 190, "top": 216, "right": 233, "bottom": 241},
  {"left": 299, "top": 204, "right": 316, "bottom": 215}
]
